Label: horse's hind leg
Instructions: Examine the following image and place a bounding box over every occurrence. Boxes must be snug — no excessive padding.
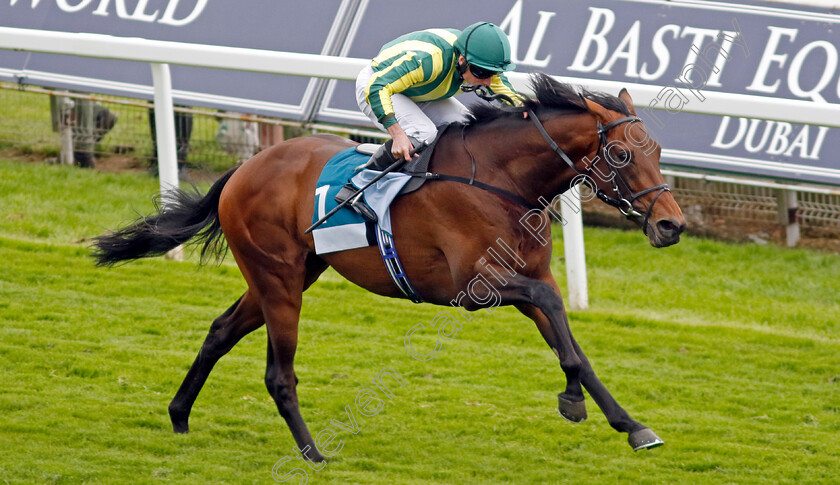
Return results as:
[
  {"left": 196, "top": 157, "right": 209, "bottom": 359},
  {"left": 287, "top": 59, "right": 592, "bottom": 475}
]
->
[
  {"left": 169, "top": 253, "right": 326, "bottom": 435},
  {"left": 169, "top": 291, "right": 264, "bottom": 433},
  {"left": 264, "top": 329, "right": 325, "bottom": 463},
  {"left": 257, "top": 260, "right": 326, "bottom": 462}
]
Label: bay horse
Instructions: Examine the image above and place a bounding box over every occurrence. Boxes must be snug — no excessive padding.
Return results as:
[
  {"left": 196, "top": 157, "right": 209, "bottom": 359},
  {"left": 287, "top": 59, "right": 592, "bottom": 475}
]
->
[{"left": 94, "top": 73, "right": 685, "bottom": 459}]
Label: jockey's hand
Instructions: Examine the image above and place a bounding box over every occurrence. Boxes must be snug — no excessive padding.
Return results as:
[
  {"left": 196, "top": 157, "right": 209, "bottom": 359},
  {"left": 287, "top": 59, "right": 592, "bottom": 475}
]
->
[{"left": 386, "top": 123, "right": 417, "bottom": 162}]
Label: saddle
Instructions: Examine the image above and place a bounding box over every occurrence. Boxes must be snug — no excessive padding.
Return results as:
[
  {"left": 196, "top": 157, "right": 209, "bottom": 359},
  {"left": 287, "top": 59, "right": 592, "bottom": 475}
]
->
[{"left": 331, "top": 124, "right": 466, "bottom": 224}]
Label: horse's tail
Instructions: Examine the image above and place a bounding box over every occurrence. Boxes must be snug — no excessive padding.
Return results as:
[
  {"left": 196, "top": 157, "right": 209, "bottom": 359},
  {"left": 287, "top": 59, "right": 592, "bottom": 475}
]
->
[{"left": 93, "top": 166, "right": 239, "bottom": 267}]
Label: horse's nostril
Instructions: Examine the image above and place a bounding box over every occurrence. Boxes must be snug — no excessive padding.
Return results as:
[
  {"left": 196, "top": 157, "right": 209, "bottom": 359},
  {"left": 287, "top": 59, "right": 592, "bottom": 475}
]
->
[{"left": 656, "top": 219, "right": 684, "bottom": 237}]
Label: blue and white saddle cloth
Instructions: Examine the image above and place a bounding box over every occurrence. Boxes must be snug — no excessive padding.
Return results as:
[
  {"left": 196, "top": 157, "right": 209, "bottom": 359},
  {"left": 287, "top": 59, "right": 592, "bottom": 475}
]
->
[{"left": 311, "top": 148, "right": 411, "bottom": 255}]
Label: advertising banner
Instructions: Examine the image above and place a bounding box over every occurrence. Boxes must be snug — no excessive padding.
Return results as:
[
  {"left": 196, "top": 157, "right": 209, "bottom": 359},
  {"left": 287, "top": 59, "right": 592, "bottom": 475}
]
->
[
  {"left": 318, "top": 0, "right": 840, "bottom": 185},
  {"left": 2, "top": 0, "right": 839, "bottom": 184}
]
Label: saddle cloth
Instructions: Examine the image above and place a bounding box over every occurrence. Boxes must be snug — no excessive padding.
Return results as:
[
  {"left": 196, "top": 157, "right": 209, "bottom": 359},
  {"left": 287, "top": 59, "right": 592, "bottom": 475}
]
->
[
  {"left": 311, "top": 148, "right": 411, "bottom": 254},
  {"left": 310, "top": 124, "right": 453, "bottom": 254}
]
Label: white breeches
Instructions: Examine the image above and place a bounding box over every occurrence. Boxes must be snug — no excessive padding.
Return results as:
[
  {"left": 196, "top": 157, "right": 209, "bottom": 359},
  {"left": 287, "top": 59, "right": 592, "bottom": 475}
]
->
[{"left": 355, "top": 65, "right": 470, "bottom": 144}]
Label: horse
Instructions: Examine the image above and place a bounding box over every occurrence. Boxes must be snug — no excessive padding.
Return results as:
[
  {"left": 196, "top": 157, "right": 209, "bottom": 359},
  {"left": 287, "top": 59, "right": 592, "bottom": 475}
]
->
[{"left": 93, "top": 73, "right": 685, "bottom": 459}]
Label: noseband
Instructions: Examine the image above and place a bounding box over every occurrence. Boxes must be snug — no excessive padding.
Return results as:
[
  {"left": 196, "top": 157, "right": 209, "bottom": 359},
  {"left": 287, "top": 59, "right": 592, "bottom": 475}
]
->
[{"left": 527, "top": 110, "right": 671, "bottom": 234}]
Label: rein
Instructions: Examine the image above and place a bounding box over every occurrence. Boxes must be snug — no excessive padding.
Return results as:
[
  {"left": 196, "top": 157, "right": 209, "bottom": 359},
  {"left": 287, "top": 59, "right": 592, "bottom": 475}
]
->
[{"left": 423, "top": 172, "right": 540, "bottom": 210}]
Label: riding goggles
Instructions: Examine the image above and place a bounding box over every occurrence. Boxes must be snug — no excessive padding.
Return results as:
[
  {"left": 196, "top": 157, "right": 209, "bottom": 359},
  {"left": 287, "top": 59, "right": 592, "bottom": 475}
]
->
[{"left": 468, "top": 64, "right": 499, "bottom": 79}]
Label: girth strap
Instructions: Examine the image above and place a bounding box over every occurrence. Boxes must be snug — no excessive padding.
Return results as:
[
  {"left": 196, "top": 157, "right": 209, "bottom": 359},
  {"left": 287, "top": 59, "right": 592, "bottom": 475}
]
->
[{"left": 376, "top": 225, "right": 423, "bottom": 303}]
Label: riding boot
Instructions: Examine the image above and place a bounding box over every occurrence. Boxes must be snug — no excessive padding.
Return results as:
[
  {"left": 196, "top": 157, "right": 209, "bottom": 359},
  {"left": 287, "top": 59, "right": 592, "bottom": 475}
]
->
[
  {"left": 353, "top": 136, "right": 423, "bottom": 173},
  {"left": 354, "top": 141, "right": 396, "bottom": 173},
  {"left": 370, "top": 142, "right": 398, "bottom": 170},
  {"left": 334, "top": 183, "right": 378, "bottom": 223}
]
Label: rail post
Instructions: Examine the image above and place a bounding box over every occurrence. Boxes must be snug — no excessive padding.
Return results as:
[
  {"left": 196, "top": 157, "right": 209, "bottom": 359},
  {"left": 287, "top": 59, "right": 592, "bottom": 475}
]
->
[
  {"left": 561, "top": 189, "right": 589, "bottom": 311},
  {"left": 149, "top": 62, "right": 183, "bottom": 261},
  {"left": 777, "top": 190, "right": 800, "bottom": 247}
]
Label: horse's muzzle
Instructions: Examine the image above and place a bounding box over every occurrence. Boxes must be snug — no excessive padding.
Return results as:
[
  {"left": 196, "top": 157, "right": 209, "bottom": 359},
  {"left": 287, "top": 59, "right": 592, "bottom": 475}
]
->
[{"left": 648, "top": 218, "right": 685, "bottom": 247}]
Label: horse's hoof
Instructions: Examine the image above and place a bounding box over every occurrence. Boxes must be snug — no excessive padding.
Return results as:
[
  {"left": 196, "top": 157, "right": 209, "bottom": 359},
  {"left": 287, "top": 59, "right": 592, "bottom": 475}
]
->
[
  {"left": 169, "top": 405, "right": 190, "bottom": 433},
  {"left": 628, "top": 428, "right": 664, "bottom": 451},
  {"left": 305, "top": 448, "right": 327, "bottom": 463},
  {"left": 557, "top": 395, "right": 587, "bottom": 423}
]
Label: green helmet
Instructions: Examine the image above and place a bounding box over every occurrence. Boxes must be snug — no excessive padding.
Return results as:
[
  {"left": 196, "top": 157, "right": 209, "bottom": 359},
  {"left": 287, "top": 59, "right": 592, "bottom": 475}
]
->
[{"left": 455, "top": 22, "right": 516, "bottom": 72}]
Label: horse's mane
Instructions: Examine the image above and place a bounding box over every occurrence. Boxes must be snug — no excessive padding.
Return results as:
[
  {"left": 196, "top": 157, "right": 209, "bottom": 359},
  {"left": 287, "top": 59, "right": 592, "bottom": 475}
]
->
[{"left": 465, "top": 72, "right": 630, "bottom": 127}]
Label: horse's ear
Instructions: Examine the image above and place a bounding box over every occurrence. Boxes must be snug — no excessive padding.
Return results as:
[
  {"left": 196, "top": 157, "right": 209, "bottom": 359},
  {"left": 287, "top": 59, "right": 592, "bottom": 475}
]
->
[
  {"left": 583, "top": 98, "right": 610, "bottom": 122},
  {"left": 618, "top": 88, "right": 637, "bottom": 115}
]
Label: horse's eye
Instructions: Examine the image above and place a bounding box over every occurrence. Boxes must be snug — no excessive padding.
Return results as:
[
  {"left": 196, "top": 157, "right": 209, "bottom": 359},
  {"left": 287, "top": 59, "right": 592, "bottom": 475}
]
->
[{"left": 611, "top": 150, "right": 632, "bottom": 167}]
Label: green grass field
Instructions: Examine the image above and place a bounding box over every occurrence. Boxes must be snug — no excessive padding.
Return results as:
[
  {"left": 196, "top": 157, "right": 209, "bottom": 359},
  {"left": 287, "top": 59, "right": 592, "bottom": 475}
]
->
[{"left": 1, "top": 158, "right": 839, "bottom": 484}]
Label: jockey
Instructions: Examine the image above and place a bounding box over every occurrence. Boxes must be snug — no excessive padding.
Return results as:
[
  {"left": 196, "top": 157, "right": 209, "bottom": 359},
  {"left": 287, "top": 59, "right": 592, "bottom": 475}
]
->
[
  {"left": 336, "top": 22, "right": 520, "bottom": 222},
  {"left": 357, "top": 21, "right": 519, "bottom": 167}
]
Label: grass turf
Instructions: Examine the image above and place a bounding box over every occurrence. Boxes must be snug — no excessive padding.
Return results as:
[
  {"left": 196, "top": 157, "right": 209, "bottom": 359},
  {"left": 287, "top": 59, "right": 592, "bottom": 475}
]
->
[{"left": 0, "top": 158, "right": 838, "bottom": 484}]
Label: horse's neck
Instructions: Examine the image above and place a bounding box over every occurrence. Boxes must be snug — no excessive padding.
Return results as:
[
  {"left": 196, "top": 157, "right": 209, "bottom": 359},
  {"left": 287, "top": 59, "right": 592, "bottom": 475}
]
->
[{"left": 456, "top": 113, "right": 595, "bottom": 204}]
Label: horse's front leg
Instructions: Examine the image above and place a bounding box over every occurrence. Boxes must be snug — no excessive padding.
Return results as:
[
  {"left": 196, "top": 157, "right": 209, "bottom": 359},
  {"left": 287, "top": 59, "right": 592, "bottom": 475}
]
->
[
  {"left": 514, "top": 300, "right": 587, "bottom": 423},
  {"left": 501, "top": 273, "right": 663, "bottom": 450},
  {"left": 491, "top": 274, "right": 586, "bottom": 419}
]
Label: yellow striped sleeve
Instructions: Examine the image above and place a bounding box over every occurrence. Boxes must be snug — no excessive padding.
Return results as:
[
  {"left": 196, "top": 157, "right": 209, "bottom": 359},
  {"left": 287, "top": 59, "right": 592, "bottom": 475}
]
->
[
  {"left": 364, "top": 53, "right": 426, "bottom": 126},
  {"left": 489, "top": 74, "right": 522, "bottom": 105},
  {"left": 373, "top": 40, "right": 443, "bottom": 79}
]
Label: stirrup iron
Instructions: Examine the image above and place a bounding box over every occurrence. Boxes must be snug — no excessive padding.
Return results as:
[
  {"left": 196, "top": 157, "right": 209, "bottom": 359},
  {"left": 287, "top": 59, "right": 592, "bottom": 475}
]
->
[{"left": 334, "top": 183, "right": 377, "bottom": 223}]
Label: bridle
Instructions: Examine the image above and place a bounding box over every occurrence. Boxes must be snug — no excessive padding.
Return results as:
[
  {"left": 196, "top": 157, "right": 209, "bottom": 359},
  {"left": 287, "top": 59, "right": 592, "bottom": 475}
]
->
[
  {"left": 594, "top": 117, "right": 670, "bottom": 225},
  {"left": 461, "top": 85, "right": 670, "bottom": 232},
  {"left": 527, "top": 108, "right": 670, "bottom": 234}
]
